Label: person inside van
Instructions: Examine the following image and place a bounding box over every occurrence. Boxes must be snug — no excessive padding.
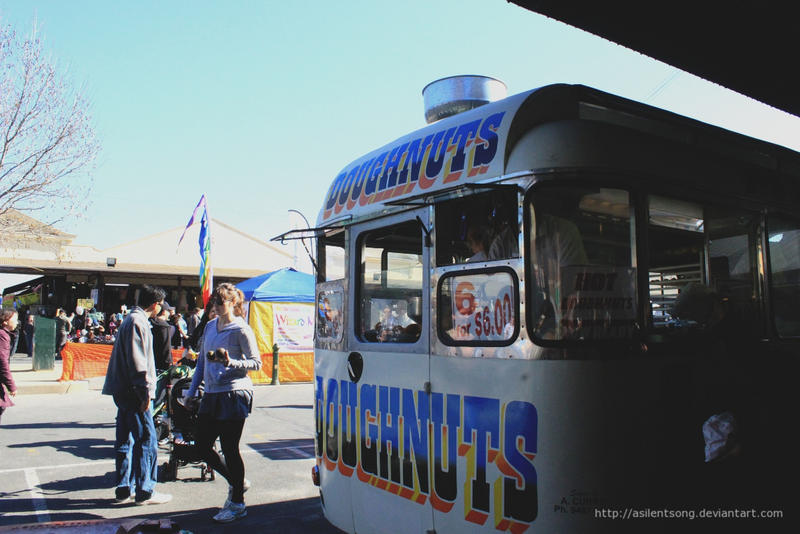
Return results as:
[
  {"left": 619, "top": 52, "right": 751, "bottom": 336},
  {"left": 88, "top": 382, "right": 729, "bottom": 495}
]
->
[{"left": 466, "top": 222, "right": 491, "bottom": 262}]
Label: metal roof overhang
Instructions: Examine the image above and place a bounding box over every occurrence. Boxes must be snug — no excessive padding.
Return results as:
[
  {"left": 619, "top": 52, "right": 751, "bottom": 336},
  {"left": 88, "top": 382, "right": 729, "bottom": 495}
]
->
[{"left": 509, "top": 2, "right": 800, "bottom": 118}]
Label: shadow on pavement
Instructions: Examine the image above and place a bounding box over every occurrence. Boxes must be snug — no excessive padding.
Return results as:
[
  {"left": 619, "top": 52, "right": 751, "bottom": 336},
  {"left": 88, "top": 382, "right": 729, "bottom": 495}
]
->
[
  {"left": 7, "top": 438, "right": 113, "bottom": 462},
  {"left": 147, "top": 496, "right": 343, "bottom": 534},
  {"left": 0, "top": 495, "right": 123, "bottom": 521},
  {"left": 256, "top": 404, "right": 312, "bottom": 410},
  {"left": 0, "top": 496, "right": 343, "bottom": 534},
  {"left": 38, "top": 472, "right": 114, "bottom": 494},
  {"left": 248, "top": 438, "right": 315, "bottom": 460},
  {"left": 1, "top": 422, "right": 115, "bottom": 431}
]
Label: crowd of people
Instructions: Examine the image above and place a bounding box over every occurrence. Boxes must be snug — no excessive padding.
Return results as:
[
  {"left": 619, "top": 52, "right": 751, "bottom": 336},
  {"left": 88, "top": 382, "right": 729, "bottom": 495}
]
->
[{"left": 9, "top": 303, "right": 207, "bottom": 361}]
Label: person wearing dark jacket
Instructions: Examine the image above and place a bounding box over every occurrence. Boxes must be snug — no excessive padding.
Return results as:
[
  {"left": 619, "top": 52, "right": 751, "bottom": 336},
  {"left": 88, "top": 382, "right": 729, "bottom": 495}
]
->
[
  {"left": 187, "top": 307, "right": 202, "bottom": 339},
  {"left": 1, "top": 308, "right": 19, "bottom": 425},
  {"left": 55, "top": 309, "right": 71, "bottom": 360},
  {"left": 188, "top": 299, "right": 216, "bottom": 352},
  {"left": 150, "top": 304, "right": 173, "bottom": 372},
  {"left": 23, "top": 312, "right": 35, "bottom": 358}
]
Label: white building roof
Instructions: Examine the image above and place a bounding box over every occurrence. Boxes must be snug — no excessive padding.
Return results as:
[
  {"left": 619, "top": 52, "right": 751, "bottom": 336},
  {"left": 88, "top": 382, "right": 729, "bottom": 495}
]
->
[{"left": 0, "top": 209, "right": 297, "bottom": 280}]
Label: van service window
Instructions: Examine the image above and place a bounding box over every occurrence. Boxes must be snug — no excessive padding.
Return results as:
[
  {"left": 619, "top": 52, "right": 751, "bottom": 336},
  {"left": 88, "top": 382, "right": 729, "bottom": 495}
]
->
[
  {"left": 435, "top": 190, "right": 519, "bottom": 265},
  {"left": 527, "top": 186, "right": 636, "bottom": 341},
  {"left": 356, "top": 220, "right": 423, "bottom": 343}
]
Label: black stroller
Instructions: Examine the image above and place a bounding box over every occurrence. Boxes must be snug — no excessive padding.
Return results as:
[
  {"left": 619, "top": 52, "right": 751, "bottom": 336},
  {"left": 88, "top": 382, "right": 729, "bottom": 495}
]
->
[
  {"left": 161, "top": 375, "right": 215, "bottom": 481},
  {"left": 154, "top": 359, "right": 216, "bottom": 482}
]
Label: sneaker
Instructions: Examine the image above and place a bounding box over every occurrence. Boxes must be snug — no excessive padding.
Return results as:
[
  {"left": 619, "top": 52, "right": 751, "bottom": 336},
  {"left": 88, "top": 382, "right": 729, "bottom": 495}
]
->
[
  {"left": 114, "top": 488, "right": 133, "bottom": 504},
  {"left": 213, "top": 502, "right": 247, "bottom": 523},
  {"left": 135, "top": 491, "right": 172, "bottom": 505},
  {"left": 222, "top": 478, "right": 251, "bottom": 510}
]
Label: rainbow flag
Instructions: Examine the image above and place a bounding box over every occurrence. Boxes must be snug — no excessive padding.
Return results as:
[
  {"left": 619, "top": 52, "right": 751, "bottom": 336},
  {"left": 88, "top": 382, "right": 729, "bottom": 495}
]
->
[{"left": 178, "top": 195, "right": 213, "bottom": 306}]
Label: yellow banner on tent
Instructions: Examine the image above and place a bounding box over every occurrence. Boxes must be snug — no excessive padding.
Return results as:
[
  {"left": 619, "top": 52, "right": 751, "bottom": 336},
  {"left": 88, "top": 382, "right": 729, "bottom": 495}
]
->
[{"left": 247, "top": 301, "right": 314, "bottom": 383}]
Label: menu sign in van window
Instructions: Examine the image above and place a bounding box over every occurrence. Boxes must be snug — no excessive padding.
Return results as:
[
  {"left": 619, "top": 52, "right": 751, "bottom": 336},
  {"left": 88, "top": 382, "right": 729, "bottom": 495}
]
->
[
  {"left": 439, "top": 269, "right": 517, "bottom": 346},
  {"left": 556, "top": 266, "right": 637, "bottom": 340}
]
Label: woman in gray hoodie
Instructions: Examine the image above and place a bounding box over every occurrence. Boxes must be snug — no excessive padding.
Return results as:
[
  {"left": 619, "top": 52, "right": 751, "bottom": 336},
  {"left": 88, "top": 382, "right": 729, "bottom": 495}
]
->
[{"left": 184, "top": 283, "right": 261, "bottom": 523}]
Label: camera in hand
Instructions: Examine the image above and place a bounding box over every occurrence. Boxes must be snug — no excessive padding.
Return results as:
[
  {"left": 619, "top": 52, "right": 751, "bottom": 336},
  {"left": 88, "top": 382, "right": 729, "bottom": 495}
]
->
[{"left": 207, "top": 348, "right": 227, "bottom": 362}]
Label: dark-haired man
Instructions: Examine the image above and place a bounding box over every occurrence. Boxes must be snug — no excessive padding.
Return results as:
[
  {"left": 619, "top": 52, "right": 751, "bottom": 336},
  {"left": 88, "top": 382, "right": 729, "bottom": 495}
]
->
[
  {"left": 150, "top": 302, "right": 173, "bottom": 372},
  {"left": 102, "top": 285, "right": 171, "bottom": 505}
]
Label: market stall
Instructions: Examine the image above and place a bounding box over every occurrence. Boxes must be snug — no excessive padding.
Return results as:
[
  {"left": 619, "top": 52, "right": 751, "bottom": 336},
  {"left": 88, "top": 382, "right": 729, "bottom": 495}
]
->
[{"left": 236, "top": 267, "right": 315, "bottom": 383}]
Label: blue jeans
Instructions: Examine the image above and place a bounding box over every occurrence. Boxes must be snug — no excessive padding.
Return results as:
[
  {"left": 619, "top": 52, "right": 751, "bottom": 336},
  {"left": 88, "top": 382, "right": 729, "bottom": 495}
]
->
[{"left": 113, "top": 394, "right": 158, "bottom": 498}]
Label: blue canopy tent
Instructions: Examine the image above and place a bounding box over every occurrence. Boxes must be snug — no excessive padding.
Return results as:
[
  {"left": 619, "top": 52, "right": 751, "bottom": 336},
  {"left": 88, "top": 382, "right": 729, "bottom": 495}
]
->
[
  {"left": 237, "top": 267, "right": 314, "bottom": 303},
  {"left": 236, "top": 267, "right": 315, "bottom": 383}
]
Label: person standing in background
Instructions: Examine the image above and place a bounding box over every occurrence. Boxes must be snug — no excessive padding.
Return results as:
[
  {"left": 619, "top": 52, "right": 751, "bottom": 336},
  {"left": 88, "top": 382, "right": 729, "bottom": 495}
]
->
[
  {"left": 1, "top": 309, "right": 19, "bottom": 425},
  {"left": 187, "top": 306, "right": 202, "bottom": 343},
  {"left": 24, "top": 312, "right": 35, "bottom": 358},
  {"left": 55, "top": 308, "right": 71, "bottom": 360},
  {"left": 170, "top": 312, "right": 188, "bottom": 349},
  {"left": 150, "top": 304, "right": 173, "bottom": 372},
  {"left": 188, "top": 300, "right": 215, "bottom": 352},
  {"left": 72, "top": 306, "right": 85, "bottom": 334}
]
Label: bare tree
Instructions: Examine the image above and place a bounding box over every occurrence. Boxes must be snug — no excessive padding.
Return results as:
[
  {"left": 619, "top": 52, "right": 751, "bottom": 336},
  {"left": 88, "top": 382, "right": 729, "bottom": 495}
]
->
[{"left": 0, "top": 23, "right": 99, "bottom": 224}]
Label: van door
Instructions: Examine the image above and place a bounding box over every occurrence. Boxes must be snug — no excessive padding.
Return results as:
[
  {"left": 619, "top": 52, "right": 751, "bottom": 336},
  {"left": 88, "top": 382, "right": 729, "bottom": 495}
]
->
[
  {"left": 348, "top": 209, "right": 433, "bottom": 534},
  {"left": 314, "top": 230, "right": 354, "bottom": 533}
]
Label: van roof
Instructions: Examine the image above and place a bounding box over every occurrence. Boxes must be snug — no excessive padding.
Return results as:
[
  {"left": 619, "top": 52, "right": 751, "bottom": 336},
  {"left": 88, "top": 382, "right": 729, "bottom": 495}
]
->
[{"left": 317, "top": 83, "right": 800, "bottom": 226}]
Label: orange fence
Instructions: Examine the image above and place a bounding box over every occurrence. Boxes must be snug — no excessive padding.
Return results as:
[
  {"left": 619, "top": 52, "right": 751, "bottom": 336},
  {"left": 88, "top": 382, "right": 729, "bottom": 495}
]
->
[
  {"left": 59, "top": 342, "right": 185, "bottom": 382},
  {"left": 249, "top": 352, "right": 314, "bottom": 384},
  {"left": 58, "top": 342, "right": 313, "bottom": 384}
]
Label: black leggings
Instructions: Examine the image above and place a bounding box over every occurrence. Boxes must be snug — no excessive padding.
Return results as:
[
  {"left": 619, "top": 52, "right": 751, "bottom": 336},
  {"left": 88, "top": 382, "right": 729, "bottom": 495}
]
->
[{"left": 195, "top": 414, "right": 247, "bottom": 503}]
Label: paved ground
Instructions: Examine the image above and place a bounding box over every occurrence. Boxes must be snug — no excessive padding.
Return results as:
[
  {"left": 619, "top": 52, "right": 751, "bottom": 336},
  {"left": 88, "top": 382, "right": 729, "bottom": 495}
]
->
[{"left": 0, "top": 354, "right": 341, "bottom": 534}]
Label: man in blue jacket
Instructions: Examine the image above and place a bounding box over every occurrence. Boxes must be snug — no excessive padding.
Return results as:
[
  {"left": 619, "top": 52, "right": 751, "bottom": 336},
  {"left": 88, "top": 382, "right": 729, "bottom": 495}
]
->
[{"left": 102, "top": 285, "right": 171, "bottom": 505}]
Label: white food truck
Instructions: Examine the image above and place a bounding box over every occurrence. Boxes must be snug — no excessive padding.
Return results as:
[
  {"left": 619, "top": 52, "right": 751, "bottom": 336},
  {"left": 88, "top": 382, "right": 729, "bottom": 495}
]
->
[{"left": 277, "top": 77, "right": 799, "bottom": 533}]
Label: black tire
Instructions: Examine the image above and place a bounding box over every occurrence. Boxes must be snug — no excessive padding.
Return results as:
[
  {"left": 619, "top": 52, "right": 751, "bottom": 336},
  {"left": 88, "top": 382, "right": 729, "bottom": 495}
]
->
[{"left": 166, "top": 458, "right": 178, "bottom": 481}]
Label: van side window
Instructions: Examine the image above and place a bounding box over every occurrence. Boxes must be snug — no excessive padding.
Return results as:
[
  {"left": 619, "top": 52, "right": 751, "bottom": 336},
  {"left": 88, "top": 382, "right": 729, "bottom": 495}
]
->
[
  {"left": 317, "top": 289, "right": 343, "bottom": 342},
  {"left": 767, "top": 217, "right": 800, "bottom": 337},
  {"left": 435, "top": 190, "right": 519, "bottom": 265},
  {"left": 648, "top": 196, "right": 761, "bottom": 338},
  {"left": 527, "top": 186, "right": 637, "bottom": 341},
  {"left": 317, "top": 231, "right": 345, "bottom": 282},
  {"left": 356, "top": 220, "right": 422, "bottom": 343}
]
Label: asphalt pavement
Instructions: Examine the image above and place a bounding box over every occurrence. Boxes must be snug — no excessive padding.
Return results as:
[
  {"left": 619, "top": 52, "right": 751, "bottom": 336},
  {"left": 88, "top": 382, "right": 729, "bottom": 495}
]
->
[{"left": 0, "top": 353, "right": 341, "bottom": 534}]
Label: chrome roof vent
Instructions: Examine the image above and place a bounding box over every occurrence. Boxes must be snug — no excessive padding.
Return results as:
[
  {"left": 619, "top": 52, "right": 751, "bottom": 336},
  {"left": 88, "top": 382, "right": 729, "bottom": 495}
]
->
[{"left": 422, "top": 75, "right": 507, "bottom": 124}]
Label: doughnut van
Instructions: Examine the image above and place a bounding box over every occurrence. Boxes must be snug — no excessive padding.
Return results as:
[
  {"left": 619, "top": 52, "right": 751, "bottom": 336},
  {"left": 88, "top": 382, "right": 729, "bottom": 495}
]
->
[{"left": 276, "top": 77, "right": 800, "bottom": 532}]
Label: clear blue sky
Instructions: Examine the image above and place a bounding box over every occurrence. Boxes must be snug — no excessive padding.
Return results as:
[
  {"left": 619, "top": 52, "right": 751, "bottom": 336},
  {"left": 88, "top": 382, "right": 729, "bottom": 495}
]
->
[{"left": 2, "top": 0, "right": 799, "bottom": 289}]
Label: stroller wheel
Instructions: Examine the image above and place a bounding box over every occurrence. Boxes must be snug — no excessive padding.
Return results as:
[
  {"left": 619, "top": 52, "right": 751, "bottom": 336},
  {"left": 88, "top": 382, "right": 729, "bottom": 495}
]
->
[{"left": 166, "top": 458, "right": 178, "bottom": 481}]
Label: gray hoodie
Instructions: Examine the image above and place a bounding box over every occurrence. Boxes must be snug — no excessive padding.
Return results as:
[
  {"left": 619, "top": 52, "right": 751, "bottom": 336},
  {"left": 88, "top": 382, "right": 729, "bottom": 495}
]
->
[
  {"left": 187, "top": 316, "right": 261, "bottom": 396},
  {"left": 102, "top": 307, "right": 155, "bottom": 402}
]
